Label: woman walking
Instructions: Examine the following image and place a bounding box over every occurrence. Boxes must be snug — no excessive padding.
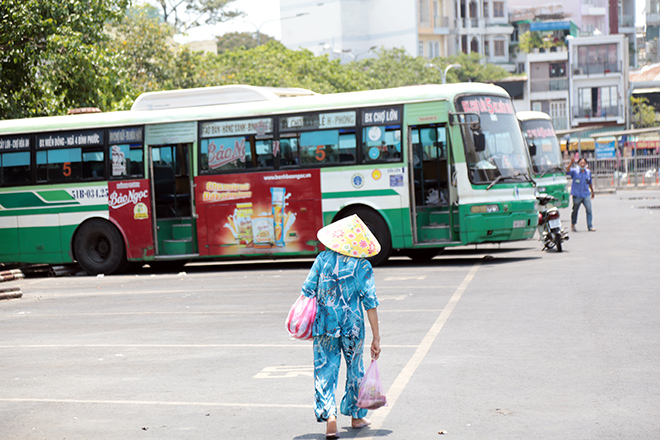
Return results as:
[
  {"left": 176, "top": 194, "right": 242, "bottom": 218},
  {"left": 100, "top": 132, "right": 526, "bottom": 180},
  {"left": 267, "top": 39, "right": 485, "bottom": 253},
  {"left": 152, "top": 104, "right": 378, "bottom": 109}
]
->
[{"left": 300, "top": 214, "right": 382, "bottom": 439}]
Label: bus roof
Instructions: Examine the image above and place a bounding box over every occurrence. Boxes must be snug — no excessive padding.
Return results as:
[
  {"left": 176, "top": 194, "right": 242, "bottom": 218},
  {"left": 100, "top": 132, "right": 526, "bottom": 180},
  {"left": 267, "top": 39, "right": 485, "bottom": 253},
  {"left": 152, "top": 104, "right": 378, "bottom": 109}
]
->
[
  {"left": 0, "top": 83, "right": 510, "bottom": 136},
  {"left": 130, "top": 85, "right": 318, "bottom": 111},
  {"left": 516, "top": 110, "right": 551, "bottom": 122}
]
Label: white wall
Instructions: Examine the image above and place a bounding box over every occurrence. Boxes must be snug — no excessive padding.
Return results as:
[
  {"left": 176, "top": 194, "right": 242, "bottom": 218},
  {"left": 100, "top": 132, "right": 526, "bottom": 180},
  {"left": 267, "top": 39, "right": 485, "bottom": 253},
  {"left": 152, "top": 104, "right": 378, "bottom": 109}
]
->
[{"left": 280, "top": 0, "right": 417, "bottom": 57}]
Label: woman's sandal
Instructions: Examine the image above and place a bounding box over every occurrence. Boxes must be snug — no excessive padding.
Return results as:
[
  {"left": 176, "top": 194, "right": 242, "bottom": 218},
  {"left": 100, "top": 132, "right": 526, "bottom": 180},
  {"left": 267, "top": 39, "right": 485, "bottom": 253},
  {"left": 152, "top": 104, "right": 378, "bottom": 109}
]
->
[{"left": 351, "top": 418, "right": 371, "bottom": 429}]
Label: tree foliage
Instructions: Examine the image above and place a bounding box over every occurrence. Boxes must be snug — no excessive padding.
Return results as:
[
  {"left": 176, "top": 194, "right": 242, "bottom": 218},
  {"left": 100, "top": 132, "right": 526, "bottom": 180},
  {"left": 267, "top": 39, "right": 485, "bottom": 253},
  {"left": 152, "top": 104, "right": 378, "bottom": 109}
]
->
[
  {"left": 0, "top": 0, "right": 129, "bottom": 118},
  {"left": 216, "top": 31, "right": 274, "bottom": 54},
  {"left": 630, "top": 96, "right": 657, "bottom": 128},
  {"left": 1, "top": 1, "right": 518, "bottom": 120}
]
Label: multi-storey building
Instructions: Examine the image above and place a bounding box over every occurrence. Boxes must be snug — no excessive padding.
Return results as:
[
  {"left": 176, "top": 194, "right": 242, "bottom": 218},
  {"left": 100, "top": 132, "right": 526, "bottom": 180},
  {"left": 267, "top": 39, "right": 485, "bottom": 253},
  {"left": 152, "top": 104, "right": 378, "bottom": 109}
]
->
[
  {"left": 523, "top": 50, "right": 571, "bottom": 130},
  {"left": 568, "top": 34, "right": 629, "bottom": 128},
  {"left": 646, "top": 0, "right": 660, "bottom": 63},
  {"left": 279, "top": 0, "right": 418, "bottom": 60},
  {"left": 279, "top": 0, "right": 514, "bottom": 70}
]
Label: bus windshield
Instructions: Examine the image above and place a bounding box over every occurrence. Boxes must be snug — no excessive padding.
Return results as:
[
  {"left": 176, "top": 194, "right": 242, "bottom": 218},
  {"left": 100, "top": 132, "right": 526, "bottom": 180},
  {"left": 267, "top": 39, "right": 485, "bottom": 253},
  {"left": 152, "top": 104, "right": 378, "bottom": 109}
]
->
[
  {"left": 520, "top": 119, "right": 564, "bottom": 176},
  {"left": 457, "top": 95, "right": 530, "bottom": 185}
]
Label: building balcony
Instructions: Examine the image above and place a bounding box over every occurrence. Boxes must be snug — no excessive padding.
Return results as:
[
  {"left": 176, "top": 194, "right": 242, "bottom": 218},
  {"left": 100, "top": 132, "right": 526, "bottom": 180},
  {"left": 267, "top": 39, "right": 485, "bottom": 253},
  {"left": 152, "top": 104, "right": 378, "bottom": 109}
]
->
[
  {"left": 573, "top": 61, "right": 622, "bottom": 76},
  {"left": 530, "top": 78, "right": 568, "bottom": 92},
  {"left": 619, "top": 14, "right": 635, "bottom": 28},
  {"left": 434, "top": 16, "right": 449, "bottom": 29},
  {"left": 573, "top": 105, "right": 622, "bottom": 119}
]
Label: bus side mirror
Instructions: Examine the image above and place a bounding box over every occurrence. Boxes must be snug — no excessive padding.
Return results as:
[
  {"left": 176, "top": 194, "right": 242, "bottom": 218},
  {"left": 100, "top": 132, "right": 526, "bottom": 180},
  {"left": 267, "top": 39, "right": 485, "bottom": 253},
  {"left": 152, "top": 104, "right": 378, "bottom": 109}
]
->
[
  {"left": 528, "top": 140, "right": 537, "bottom": 157},
  {"left": 473, "top": 130, "right": 486, "bottom": 152}
]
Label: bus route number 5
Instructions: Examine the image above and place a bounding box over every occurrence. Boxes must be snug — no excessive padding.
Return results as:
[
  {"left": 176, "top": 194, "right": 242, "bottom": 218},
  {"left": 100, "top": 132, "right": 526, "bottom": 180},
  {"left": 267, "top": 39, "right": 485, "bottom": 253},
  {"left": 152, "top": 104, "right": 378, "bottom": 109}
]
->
[
  {"left": 63, "top": 162, "right": 72, "bottom": 177},
  {"left": 315, "top": 145, "right": 326, "bottom": 162}
]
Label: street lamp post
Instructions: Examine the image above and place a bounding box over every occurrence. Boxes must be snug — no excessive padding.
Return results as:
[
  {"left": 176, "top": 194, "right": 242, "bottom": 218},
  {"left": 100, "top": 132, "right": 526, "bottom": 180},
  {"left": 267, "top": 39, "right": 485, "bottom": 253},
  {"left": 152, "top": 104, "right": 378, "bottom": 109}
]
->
[{"left": 426, "top": 63, "right": 462, "bottom": 84}]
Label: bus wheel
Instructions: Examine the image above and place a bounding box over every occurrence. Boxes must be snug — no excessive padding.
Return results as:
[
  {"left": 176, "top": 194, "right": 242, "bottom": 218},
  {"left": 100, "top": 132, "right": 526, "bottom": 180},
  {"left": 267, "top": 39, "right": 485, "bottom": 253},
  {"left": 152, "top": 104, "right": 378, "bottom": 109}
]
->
[
  {"left": 74, "top": 220, "right": 128, "bottom": 275},
  {"left": 342, "top": 208, "right": 392, "bottom": 266}
]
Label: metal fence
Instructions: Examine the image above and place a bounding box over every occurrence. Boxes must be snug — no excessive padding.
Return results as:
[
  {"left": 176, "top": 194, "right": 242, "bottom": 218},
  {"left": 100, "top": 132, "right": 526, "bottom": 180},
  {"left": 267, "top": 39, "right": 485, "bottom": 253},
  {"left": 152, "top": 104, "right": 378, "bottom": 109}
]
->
[{"left": 568, "top": 155, "right": 660, "bottom": 190}]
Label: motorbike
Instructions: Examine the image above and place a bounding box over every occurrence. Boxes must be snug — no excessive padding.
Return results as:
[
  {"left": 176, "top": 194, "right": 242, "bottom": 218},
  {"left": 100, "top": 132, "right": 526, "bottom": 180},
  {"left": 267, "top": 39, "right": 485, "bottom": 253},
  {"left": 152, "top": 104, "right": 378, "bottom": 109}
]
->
[{"left": 536, "top": 193, "right": 569, "bottom": 252}]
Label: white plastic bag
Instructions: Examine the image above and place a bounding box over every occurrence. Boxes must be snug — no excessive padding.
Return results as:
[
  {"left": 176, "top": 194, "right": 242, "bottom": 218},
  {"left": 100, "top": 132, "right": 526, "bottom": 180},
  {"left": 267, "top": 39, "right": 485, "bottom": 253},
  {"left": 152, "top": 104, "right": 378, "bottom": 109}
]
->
[{"left": 357, "top": 360, "right": 387, "bottom": 409}]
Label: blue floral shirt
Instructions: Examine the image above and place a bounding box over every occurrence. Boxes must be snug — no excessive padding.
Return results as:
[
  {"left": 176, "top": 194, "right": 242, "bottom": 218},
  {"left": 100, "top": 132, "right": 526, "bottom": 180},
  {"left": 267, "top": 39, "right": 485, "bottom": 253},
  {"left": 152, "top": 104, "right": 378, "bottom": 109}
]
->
[{"left": 301, "top": 251, "right": 379, "bottom": 339}]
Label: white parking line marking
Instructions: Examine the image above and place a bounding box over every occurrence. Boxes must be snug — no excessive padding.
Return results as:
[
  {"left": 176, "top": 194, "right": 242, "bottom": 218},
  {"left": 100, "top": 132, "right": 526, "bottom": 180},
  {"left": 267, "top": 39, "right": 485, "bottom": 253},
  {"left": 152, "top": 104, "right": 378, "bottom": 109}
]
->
[
  {"left": 253, "top": 366, "right": 314, "bottom": 379},
  {"left": 377, "top": 295, "right": 408, "bottom": 301},
  {"left": 359, "top": 262, "right": 481, "bottom": 439},
  {"left": 384, "top": 276, "right": 427, "bottom": 281},
  {"left": 0, "top": 397, "right": 312, "bottom": 409}
]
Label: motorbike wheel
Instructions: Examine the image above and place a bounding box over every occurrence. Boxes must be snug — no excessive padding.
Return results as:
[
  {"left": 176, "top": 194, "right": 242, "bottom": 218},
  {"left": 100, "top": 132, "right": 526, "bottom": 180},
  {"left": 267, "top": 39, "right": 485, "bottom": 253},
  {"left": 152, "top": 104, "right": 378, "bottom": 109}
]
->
[{"left": 554, "top": 234, "right": 563, "bottom": 252}]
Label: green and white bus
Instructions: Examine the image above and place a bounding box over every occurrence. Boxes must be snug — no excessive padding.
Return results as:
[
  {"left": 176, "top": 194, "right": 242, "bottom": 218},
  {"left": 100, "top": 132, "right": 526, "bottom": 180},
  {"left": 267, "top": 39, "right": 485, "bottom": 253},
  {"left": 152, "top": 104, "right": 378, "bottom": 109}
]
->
[
  {"left": 517, "top": 111, "right": 569, "bottom": 208},
  {"left": 0, "top": 83, "right": 538, "bottom": 274}
]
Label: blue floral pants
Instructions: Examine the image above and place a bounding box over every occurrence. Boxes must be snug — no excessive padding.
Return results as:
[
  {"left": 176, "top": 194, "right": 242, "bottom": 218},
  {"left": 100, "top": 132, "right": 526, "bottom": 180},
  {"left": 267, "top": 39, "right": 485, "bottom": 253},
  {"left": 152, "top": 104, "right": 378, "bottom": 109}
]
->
[{"left": 313, "top": 335, "right": 368, "bottom": 422}]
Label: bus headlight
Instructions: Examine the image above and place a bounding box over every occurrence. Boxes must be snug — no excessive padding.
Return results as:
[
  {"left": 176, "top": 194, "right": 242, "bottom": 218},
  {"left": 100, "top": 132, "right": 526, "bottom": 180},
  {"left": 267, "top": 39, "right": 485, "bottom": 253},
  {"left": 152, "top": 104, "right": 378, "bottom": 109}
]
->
[{"left": 470, "top": 204, "right": 500, "bottom": 214}]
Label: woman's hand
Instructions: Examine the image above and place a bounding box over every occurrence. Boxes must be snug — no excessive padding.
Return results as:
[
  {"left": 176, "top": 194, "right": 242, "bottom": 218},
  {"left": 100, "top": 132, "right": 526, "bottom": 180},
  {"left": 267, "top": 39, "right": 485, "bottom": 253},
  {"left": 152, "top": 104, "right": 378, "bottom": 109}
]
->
[
  {"left": 371, "top": 337, "right": 381, "bottom": 360},
  {"left": 366, "top": 307, "right": 381, "bottom": 360}
]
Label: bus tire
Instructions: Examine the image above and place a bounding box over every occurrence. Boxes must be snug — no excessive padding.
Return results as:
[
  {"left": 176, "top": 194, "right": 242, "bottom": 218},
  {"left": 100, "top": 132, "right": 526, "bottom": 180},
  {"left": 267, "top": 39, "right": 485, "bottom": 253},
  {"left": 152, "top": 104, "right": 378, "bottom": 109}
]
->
[
  {"left": 74, "top": 219, "right": 128, "bottom": 275},
  {"left": 341, "top": 208, "right": 392, "bottom": 266}
]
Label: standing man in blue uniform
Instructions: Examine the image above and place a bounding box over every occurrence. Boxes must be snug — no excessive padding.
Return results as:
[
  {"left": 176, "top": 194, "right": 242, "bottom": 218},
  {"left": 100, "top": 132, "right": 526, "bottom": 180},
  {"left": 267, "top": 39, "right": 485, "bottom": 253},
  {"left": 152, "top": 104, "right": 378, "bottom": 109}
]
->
[{"left": 566, "top": 155, "right": 595, "bottom": 232}]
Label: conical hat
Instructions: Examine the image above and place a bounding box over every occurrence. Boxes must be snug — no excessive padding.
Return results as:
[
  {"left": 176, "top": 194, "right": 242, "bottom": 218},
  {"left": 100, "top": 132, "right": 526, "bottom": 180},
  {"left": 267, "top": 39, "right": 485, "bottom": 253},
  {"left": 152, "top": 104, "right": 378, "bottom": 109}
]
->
[{"left": 317, "top": 214, "right": 381, "bottom": 258}]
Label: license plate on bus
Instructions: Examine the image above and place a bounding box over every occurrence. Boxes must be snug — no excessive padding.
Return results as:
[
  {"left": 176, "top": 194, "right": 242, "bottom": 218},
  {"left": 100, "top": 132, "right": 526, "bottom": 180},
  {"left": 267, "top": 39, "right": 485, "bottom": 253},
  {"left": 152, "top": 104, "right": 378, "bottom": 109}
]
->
[
  {"left": 549, "top": 219, "right": 561, "bottom": 229},
  {"left": 513, "top": 220, "right": 526, "bottom": 228}
]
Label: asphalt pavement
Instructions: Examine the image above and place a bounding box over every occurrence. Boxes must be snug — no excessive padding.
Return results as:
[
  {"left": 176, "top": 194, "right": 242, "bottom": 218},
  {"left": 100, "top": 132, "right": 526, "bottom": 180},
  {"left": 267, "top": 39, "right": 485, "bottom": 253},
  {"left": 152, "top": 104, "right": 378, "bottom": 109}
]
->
[{"left": 1, "top": 189, "right": 659, "bottom": 440}]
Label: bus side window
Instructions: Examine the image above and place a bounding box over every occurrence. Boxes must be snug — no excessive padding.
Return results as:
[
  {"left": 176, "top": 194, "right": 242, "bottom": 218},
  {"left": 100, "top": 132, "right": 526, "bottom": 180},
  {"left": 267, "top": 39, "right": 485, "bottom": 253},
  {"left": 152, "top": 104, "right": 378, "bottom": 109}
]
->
[
  {"left": 82, "top": 150, "right": 105, "bottom": 179},
  {"left": 299, "top": 130, "right": 340, "bottom": 165},
  {"left": 111, "top": 144, "right": 144, "bottom": 179},
  {"left": 279, "top": 138, "right": 300, "bottom": 167},
  {"left": 0, "top": 151, "right": 31, "bottom": 186},
  {"left": 200, "top": 136, "right": 252, "bottom": 172},
  {"left": 37, "top": 148, "right": 82, "bottom": 182},
  {"left": 338, "top": 131, "right": 356, "bottom": 163},
  {"left": 362, "top": 126, "right": 401, "bottom": 163},
  {"left": 255, "top": 139, "right": 274, "bottom": 169}
]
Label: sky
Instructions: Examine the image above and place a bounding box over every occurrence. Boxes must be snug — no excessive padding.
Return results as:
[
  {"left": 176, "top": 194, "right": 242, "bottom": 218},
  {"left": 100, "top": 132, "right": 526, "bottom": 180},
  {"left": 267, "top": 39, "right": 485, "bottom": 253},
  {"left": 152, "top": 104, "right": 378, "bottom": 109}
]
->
[
  {"left": 178, "top": 0, "right": 282, "bottom": 43},
  {"left": 178, "top": 0, "right": 647, "bottom": 43}
]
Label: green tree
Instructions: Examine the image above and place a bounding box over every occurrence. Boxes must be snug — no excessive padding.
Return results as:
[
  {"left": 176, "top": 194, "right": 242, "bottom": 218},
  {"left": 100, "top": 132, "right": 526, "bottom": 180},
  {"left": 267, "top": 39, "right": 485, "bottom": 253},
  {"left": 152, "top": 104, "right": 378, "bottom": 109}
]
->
[
  {"left": 0, "top": 0, "right": 129, "bottom": 118},
  {"left": 216, "top": 31, "right": 274, "bottom": 53},
  {"left": 445, "top": 52, "right": 511, "bottom": 83},
  {"left": 153, "top": 0, "right": 242, "bottom": 33},
  {"left": 208, "top": 41, "right": 361, "bottom": 93},
  {"left": 630, "top": 96, "right": 657, "bottom": 128},
  {"left": 109, "top": 4, "right": 178, "bottom": 99}
]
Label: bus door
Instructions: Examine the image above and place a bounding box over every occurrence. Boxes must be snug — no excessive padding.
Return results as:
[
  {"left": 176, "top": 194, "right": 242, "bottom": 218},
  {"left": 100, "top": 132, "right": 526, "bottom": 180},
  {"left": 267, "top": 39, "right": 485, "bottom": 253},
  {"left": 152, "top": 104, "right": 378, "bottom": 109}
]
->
[
  {"left": 409, "top": 124, "right": 456, "bottom": 244},
  {"left": 149, "top": 143, "right": 197, "bottom": 257}
]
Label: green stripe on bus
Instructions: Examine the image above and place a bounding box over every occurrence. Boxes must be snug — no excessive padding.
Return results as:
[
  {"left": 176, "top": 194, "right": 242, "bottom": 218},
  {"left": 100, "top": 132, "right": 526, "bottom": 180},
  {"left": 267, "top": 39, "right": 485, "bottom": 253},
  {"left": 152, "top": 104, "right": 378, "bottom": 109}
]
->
[
  {"left": 37, "top": 190, "right": 77, "bottom": 203},
  {"left": 0, "top": 192, "right": 48, "bottom": 209},
  {"left": 322, "top": 189, "right": 399, "bottom": 199},
  {"left": 0, "top": 205, "right": 107, "bottom": 217}
]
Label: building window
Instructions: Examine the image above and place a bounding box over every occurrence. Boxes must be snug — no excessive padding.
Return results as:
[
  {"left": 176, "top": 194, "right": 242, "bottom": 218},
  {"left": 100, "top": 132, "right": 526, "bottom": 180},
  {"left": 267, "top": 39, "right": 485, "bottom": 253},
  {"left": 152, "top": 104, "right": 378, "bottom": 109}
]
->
[
  {"left": 419, "top": 41, "right": 425, "bottom": 57},
  {"left": 577, "top": 86, "right": 619, "bottom": 117},
  {"left": 577, "top": 43, "right": 619, "bottom": 74},
  {"left": 483, "top": 1, "right": 489, "bottom": 18},
  {"left": 493, "top": 1, "right": 504, "bottom": 17},
  {"left": 550, "top": 63, "right": 566, "bottom": 77},
  {"left": 419, "top": 0, "right": 430, "bottom": 25},
  {"left": 494, "top": 40, "right": 505, "bottom": 56},
  {"left": 428, "top": 41, "right": 440, "bottom": 58},
  {"left": 484, "top": 40, "right": 490, "bottom": 56}
]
